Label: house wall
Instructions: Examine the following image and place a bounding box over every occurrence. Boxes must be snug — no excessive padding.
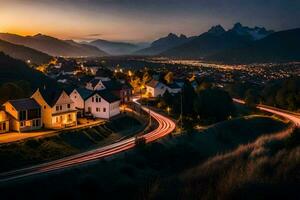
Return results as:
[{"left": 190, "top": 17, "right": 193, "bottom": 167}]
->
[
  {"left": 69, "top": 89, "right": 84, "bottom": 109},
  {"left": 31, "top": 90, "right": 53, "bottom": 128},
  {"left": 86, "top": 81, "right": 106, "bottom": 91},
  {"left": 51, "top": 91, "right": 77, "bottom": 128},
  {"left": 147, "top": 84, "right": 167, "bottom": 97},
  {"left": 109, "top": 101, "right": 120, "bottom": 118},
  {"left": 85, "top": 94, "right": 120, "bottom": 119},
  {"left": 52, "top": 91, "right": 75, "bottom": 115},
  {"left": 51, "top": 112, "right": 77, "bottom": 129},
  {"left": 3, "top": 102, "right": 18, "bottom": 120},
  {"left": 0, "top": 111, "right": 9, "bottom": 133},
  {"left": 3, "top": 102, "right": 42, "bottom": 132},
  {"left": 0, "top": 120, "right": 9, "bottom": 133}
]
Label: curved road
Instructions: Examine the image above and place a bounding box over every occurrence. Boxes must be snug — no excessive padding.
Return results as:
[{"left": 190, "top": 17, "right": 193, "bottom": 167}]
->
[
  {"left": 0, "top": 104, "right": 176, "bottom": 182},
  {"left": 233, "top": 98, "right": 300, "bottom": 126}
]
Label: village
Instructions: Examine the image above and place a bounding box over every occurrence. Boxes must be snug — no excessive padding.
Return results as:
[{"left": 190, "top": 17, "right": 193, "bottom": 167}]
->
[{"left": 0, "top": 58, "right": 186, "bottom": 140}]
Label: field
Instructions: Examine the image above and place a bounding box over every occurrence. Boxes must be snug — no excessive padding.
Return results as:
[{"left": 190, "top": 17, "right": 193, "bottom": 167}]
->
[{"left": 0, "top": 115, "right": 290, "bottom": 199}]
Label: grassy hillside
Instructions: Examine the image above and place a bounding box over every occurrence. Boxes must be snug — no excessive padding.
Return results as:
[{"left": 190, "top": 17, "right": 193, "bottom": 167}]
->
[
  {"left": 160, "top": 126, "right": 300, "bottom": 200},
  {"left": 0, "top": 115, "right": 290, "bottom": 199}
]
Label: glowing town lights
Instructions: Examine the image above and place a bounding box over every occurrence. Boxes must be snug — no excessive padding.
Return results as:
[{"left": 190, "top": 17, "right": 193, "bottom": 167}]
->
[
  {"left": 27, "top": 59, "right": 31, "bottom": 64},
  {"left": 128, "top": 70, "right": 133, "bottom": 76}
]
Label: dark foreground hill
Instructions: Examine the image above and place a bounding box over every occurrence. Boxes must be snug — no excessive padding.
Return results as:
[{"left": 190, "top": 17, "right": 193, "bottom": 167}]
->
[
  {"left": 0, "top": 39, "right": 52, "bottom": 65},
  {"left": 0, "top": 52, "right": 58, "bottom": 103}
]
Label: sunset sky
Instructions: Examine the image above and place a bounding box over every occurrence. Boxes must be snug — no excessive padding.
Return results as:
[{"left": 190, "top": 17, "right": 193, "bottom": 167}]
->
[{"left": 1, "top": 0, "right": 300, "bottom": 42}]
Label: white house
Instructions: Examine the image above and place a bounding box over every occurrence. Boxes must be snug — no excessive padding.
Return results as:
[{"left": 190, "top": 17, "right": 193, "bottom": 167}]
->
[
  {"left": 85, "top": 90, "right": 120, "bottom": 119},
  {"left": 69, "top": 88, "right": 93, "bottom": 110},
  {"left": 86, "top": 79, "right": 106, "bottom": 91},
  {"left": 146, "top": 80, "right": 167, "bottom": 97},
  {"left": 31, "top": 88, "right": 77, "bottom": 129},
  {"left": 69, "top": 88, "right": 93, "bottom": 116}
]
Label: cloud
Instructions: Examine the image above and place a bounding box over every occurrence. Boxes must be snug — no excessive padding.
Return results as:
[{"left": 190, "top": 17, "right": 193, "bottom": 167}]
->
[{"left": 86, "top": 33, "right": 103, "bottom": 37}]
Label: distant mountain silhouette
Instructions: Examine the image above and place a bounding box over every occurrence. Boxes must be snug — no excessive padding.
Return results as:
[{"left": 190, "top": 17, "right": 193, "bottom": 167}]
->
[
  {"left": 89, "top": 39, "right": 143, "bottom": 55},
  {"left": 0, "top": 33, "right": 108, "bottom": 57},
  {"left": 135, "top": 33, "right": 193, "bottom": 55},
  {"left": 230, "top": 22, "right": 274, "bottom": 40},
  {"left": 0, "top": 39, "right": 52, "bottom": 64},
  {"left": 161, "top": 23, "right": 274, "bottom": 58},
  {"left": 206, "top": 28, "right": 300, "bottom": 63}
]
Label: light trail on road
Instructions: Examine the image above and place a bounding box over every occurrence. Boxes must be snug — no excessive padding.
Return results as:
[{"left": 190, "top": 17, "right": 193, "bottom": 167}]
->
[
  {"left": 0, "top": 104, "right": 176, "bottom": 182},
  {"left": 233, "top": 98, "right": 300, "bottom": 126}
]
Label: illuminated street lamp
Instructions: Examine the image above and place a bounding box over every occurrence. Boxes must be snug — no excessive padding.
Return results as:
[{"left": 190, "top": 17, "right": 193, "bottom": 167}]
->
[{"left": 167, "top": 107, "right": 171, "bottom": 115}]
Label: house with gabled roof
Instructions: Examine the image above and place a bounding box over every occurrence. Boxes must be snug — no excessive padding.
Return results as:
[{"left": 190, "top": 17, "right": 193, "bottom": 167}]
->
[
  {"left": 3, "top": 98, "right": 42, "bottom": 132},
  {"left": 102, "top": 80, "right": 132, "bottom": 103},
  {"left": 69, "top": 87, "right": 93, "bottom": 116},
  {"left": 85, "top": 79, "right": 106, "bottom": 91},
  {"left": 146, "top": 79, "right": 182, "bottom": 97},
  {"left": 85, "top": 90, "right": 120, "bottom": 119},
  {"left": 146, "top": 79, "right": 167, "bottom": 97},
  {"left": 31, "top": 88, "right": 77, "bottom": 129}
]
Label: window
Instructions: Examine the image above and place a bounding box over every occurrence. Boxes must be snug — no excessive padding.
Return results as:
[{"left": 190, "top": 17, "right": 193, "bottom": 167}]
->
[
  {"left": 56, "top": 117, "right": 59, "bottom": 123},
  {"left": 67, "top": 104, "right": 70, "bottom": 109},
  {"left": 92, "top": 97, "right": 94, "bottom": 102},
  {"left": 33, "top": 119, "right": 40, "bottom": 127},
  {"left": 96, "top": 97, "right": 98, "bottom": 102},
  {"left": 96, "top": 107, "right": 101, "bottom": 112},
  {"left": 56, "top": 106, "right": 59, "bottom": 111},
  {"left": 19, "top": 110, "right": 27, "bottom": 121},
  {"left": 44, "top": 105, "right": 46, "bottom": 109},
  {"left": 0, "top": 122, "right": 6, "bottom": 131},
  {"left": 20, "top": 121, "right": 25, "bottom": 127},
  {"left": 60, "top": 105, "right": 62, "bottom": 110},
  {"left": 103, "top": 108, "right": 106, "bottom": 112},
  {"left": 68, "top": 114, "right": 72, "bottom": 121}
]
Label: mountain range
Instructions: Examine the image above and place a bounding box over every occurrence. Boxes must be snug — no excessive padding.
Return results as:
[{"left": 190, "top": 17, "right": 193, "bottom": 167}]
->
[
  {"left": 206, "top": 28, "right": 300, "bottom": 63},
  {"left": 159, "top": 23, "right": 274, "bottom": 59},
  {"left": 0, "top": 33, "right": 108, "bottom": 58},
  {"left": 0, "top": 22, "right": 299, "bottom": 64},
  {"left": 135, "top": 33, "right": 195, "bottom": 55},
  {"left": 88, "top": 39, "right": 145, "bottom": 55}
]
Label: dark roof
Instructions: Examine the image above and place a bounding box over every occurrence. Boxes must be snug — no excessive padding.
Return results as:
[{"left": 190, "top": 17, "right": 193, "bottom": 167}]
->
[
  {"left": 38, "top": 88, "right": 64, "bottom": 107},
  {"left": 103, "top": 80, "right": 133, "bottom": 91},
  {"left": 102, "top": 80, "right": 122, "bottom": 90},
  {"left": 8, "top": 98, "right": 41, "bottom": 111},
  {"left": 76, "top": 88, "right": 93, "bottom": 100},
  {"left": 87, "top": 90, "right": 120, "bottom": 103},
  {"left": 89, "top": 79, "right": 101, "bottom": 87},
  {"left": 146, "top": 79, "right": 159, "bottom": 88},
  {"left": 166, "top": 82, "right": 181, "bottom": 89}
]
